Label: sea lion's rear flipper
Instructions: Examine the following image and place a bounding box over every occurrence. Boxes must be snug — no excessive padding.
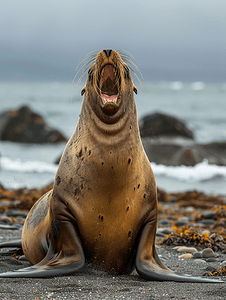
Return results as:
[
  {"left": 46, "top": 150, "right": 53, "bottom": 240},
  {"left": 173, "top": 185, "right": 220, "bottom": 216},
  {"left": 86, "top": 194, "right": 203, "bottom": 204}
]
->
[
  {"left": 135, "top": 221, "right": 224, "bottom": 283},
  {"left": 0, "top": 239, "right": 23, "bottom": 256}
]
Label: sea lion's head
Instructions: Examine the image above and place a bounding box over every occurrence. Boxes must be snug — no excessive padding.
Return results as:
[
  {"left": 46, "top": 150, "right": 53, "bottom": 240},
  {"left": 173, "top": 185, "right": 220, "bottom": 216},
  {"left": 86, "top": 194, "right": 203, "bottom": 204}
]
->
[{"left": 81, "top": 50, "right": 138, "bottom": 123}]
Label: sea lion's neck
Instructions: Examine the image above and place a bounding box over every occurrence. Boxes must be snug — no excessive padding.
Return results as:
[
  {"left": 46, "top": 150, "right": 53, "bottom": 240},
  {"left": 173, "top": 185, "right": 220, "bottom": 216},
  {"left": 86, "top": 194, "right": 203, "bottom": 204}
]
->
[{"left": 79, "top": 99, "right": 140, "bottom": 147}]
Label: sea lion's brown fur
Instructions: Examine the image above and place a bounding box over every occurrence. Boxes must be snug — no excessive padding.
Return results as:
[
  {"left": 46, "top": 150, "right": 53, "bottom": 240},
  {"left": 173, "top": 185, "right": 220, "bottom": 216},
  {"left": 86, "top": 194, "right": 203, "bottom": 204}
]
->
[{"left": 0, "top": 50, "right": 223, "bottom": 282}]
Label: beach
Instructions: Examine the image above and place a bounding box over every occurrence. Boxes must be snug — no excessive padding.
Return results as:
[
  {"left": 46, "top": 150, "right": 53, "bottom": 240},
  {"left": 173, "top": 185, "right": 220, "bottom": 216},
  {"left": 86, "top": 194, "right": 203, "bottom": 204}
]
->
[{"left": 0, "top": 185, "right": 225, "bottom": 299}]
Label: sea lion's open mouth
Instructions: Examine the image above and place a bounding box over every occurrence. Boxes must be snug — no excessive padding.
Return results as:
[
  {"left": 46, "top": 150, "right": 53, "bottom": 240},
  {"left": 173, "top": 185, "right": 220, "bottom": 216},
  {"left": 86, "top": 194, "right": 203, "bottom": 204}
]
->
[{"left": 98, "top": 64, "right": 120, "bottom": 114}]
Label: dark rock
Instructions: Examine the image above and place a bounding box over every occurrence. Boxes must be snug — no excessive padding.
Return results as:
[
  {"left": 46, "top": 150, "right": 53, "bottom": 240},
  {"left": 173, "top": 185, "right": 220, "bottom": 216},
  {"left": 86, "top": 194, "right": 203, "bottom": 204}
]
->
[
  {"left": 192, "top": 252, "right": 203, "bottom": 258},
  {"left": 142, "top": 137, "right": 226, "bottom": 166},
  {"left": 198, "top": 219, "right": 216, "bottom": 226},
  {"left": 0, "top": 105, "right": 68, "bottom": 143},
  {"left": 174, "top": 220, "right": 188, "bottom": 227},
  {"left": 202, "top": 212, "right": 218, "bottom": 219},
  {"left": 158, "top": 219, "right": 170, "bottom": 226},
  {"left": 139, "top": 112, "right": 194, "bottom": 139}
]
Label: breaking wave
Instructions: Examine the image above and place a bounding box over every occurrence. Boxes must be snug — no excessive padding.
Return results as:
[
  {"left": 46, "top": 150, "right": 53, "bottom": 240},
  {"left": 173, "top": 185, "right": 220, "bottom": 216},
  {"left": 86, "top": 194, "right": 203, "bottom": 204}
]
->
[
  {"left": 152, "top": 160, "right": 226, "bottom": 182},
  {"left": 1, "top": 157, "right": 58, "bottom": 174}
]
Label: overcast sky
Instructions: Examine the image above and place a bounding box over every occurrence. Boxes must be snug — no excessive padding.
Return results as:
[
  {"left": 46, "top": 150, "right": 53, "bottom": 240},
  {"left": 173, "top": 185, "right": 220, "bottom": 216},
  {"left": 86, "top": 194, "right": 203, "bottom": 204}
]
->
[{"left": 1, "top": 0, "right": 226, "bottom": 82}]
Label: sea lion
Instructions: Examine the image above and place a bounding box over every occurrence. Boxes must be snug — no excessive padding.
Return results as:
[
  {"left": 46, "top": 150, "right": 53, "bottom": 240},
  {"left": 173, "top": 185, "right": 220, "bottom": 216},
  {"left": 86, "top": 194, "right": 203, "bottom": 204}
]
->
[{"left": 0, "top": 50, "right": 223, "bottom": 282}]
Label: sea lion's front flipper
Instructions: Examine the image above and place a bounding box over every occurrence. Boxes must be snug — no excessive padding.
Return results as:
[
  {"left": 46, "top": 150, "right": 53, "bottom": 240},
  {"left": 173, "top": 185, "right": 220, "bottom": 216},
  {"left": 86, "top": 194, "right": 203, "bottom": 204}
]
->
[
  {"left": 0, "top": 215, "right": 85, "bottom": 278},
  {"left": 135, "top": 220, "right": 224, "bottom": 283},
  {"left": 0, "top": 246, "right": 85, "bottom": 278}
]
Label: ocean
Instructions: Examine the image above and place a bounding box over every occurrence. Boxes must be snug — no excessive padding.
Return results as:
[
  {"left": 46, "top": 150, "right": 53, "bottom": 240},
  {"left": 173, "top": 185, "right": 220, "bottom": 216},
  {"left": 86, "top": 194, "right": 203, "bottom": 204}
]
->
[{"left": 0, "top": 81, "right": 226, "bottom": 195}]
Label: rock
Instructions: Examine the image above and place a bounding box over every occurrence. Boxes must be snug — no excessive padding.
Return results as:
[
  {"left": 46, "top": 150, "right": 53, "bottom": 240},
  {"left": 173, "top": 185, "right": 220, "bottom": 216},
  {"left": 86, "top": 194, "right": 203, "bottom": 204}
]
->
[
  {"left": 157, "top": 228, "right": 173, "bottom": 235},
  {"left": 197, "top": 219, "right": 216, "bottom": 226},
  {"left": 192, "top": 252, "right": 203, "bottom": 258},
  {"left": 142, "top": 138, "right": 226, "bottom": 166},
  {"left": 202, "top": 248, "right": 215, "bottom": 258},
  {"left": 174, "top": 220, "right": 188, "bottom": 227},
  {"left": 0, "top": 105, "right": 68, "bottom": 143},
  {"left": 157, "top": 219, "right": 170, "bottom": 226},
  {"left": 206, "top": 258, "right": 217, "bottom": 262},
  {"left": 202, "top": 212, "right": 218, "bottom": 219},
  {"left": 193, "top": 259, "right": 206, "bottom": 264},
  {"left": 177, "top": 247, "right": 198, "bottom": 253},
  {"left": 0, "top": 216, "right": 13, "bottom": 224},
  {"left": 139, "top": 112, "right": 194, "bottom": 139},
  {"left": 179, "top": 253, "right": 192, "bottom": 259},
  {"left": 220, "top": 261, "right": 226, "bottom": 267}
]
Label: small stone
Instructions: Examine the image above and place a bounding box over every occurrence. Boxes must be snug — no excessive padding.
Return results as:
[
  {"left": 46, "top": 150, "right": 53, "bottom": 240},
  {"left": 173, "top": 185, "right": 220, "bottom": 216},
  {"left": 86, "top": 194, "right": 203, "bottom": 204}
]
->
[
  {"left": 179, "top": 253, "right": 192, "bottom": 259},
  {"left": 185, "top": 206, "right": 195, "bottom": 212},
  {"left": 192, "top": 252, "right": 203, "bottom": 258},
  {"left": 202, "top": 248, "right": 215, "bottom": 258},
  {"left": 158, "top": 219, "right": 170, "bottom": 226},
  {"left": 158, "top": 228, "right": 174, "bottom": 235},
  {"left": 0, "top": 224, "right": 21, "bottom": 230},
  {"left": 206, "top": 258, "right": 217, "bottom": 262},
  {"left": 174, "top": 220, "right": 188, "bottom": 226},
  {"left": 0, "top": 216, "right": 13, "bottom": 224},
  {"left": 202, "top": 212, "right": 218, "bottom": 219},
  {"left": 220, "top": 261, "right": 226, "bottom": 267},
  {"left": 18, "top": 255, "right": 28, "bottom": 261},
  {"left": 173, "top": 246, "right": 181, "bottom": 250},
  {"left": 193, "top": 259, "right": 206, "bottom": 264},
  {"left": 198, "top": 219, "right": 216, "bottom": 226},
  {"left": 214, "top": 235, "right": 224, "bottom": 242},
  {"left": 156, "top": 230, "right": 165, "bottom": 237},
  {"left": 177, "top": 247, "right": 197, "bottom": 253}
]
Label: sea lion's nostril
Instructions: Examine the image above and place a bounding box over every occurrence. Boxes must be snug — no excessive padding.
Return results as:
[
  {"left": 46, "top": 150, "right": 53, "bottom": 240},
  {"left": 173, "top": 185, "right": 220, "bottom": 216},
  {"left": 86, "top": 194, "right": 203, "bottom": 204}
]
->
[{"left": 104, "top": 49, "right": 112, "bottom": 58}]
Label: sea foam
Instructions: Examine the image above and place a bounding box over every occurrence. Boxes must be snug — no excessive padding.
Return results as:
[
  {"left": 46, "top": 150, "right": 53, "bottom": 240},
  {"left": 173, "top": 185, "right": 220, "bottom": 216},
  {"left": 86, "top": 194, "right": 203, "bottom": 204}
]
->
[
  {"left": 152, "top": 160, "right": 226, "bottom": 182},
  {"left": 1, "top": 157, "right": 58, "bottom": 174}
]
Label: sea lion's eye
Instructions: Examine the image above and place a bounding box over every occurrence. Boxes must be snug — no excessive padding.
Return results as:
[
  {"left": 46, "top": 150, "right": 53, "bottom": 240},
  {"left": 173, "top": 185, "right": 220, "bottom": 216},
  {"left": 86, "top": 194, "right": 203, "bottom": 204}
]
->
[{"left": 123, "top": 65, "right": 130, "bottom": 78}]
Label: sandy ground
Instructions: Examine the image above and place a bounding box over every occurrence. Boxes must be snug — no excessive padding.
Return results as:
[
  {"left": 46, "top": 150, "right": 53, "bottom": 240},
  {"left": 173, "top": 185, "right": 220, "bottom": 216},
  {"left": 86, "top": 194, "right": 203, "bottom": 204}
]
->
[{"left": 0, "top": 229, "right": 225, "bottom": 300}]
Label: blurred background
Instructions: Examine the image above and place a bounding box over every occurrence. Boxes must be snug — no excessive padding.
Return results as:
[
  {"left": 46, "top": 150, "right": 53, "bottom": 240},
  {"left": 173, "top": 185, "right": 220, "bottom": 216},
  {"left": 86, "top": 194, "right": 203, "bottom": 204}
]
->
[{"left": 0, "top": 0, "right": 226, "bottom": 194}]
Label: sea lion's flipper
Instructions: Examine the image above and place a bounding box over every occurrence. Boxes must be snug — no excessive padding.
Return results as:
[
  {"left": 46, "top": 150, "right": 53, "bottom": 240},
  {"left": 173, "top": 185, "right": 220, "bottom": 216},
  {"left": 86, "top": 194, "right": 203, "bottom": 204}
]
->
[
  {"left": 135, "top": 221, "right": 224, "bottom": 283},
  {"left": 0, "top": 210, "right": 85, "bottom": 277},
  {"left": 0, "top": 239, "right": 23, "bottom": 256},
  {"left": 0, "top": 235, "right": 85, "bottom": 278}
]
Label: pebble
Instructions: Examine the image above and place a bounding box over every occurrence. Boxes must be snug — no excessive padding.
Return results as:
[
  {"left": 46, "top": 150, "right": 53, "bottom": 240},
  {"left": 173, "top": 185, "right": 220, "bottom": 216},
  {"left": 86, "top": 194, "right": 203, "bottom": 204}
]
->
[
  {"left": 197, "top": 219, "right": 216, "bottom": 226},
  {"left": 192, "top": 252, "right": 203, "bottom": 258},
  {"left": 193, "top": 259, "right": 206, "bottom": 264},
  {"left": 0, "top": 216, "right": 14, "bottom": 224},
  {"left": 18, "top": 255, "right": 28, "bottom": 261},
  {"left": 179, "top": 253, "right": 192, "bottom": 259},
  {"left": 202, "top": 212, "right": 218, "bottom": 219},
  {"left": 157, "top": 228, "right": 173, "bottom": 235},
  {"left": 6, "top": 210, "right": 28, "bottom": 218},
  {"left": 220, "top": 261, "right": 226, "bottom": 267},
  {"left": 174, "top": 220, "right": 188, "bottom": 226},
  {"left": 177, "top": 246, "right": 197, "bottom": 253},
  {"left": 0, "top": 224, "right": 21, "bottom": 230},
  {"left": 206, "top": 258, "right": 217, "bottom": 262},
  {"left": 184, "top": 206, "right": 195, "bottom": 212},
  {"left": 158, "top": 219, "right": 170, "bottom": 226},
  {"left": 198, "top": 219, "right": 216, "bottom": 226},
  {"left": 202, "top": 248, "right": 215, "bottom": 258}
]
